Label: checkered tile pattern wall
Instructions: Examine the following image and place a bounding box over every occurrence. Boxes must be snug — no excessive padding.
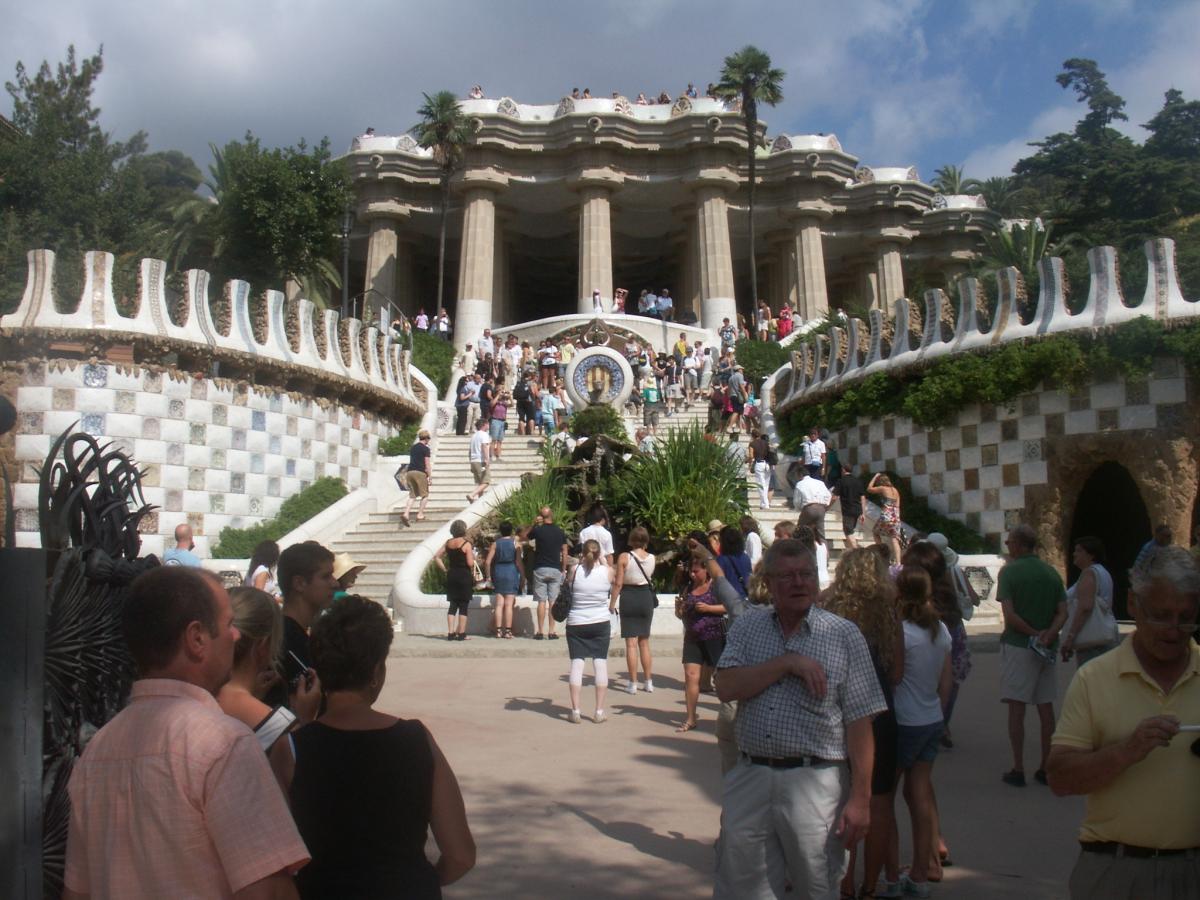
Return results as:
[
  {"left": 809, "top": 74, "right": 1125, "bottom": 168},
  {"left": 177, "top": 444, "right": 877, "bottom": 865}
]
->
[
  {"left": 11, "top": 360, "right": 397, "bottom": 556},
  {"left": 833, "top": 357, "right": 1189, "bottom": 547}
]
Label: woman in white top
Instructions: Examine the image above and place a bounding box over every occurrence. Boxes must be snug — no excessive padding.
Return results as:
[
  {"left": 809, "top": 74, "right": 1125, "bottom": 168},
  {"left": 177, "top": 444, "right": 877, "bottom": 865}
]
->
[
  {"left": 612, "top": 526, "right": 657, "bottom": 693},
  {"left": 740, "top": 516, "right": 763, "bottom": 569},
  {"left": 564, "top": 540, "right": 615, "bottom": 723},
  {"left": 1060, "top": 535, "right": 1119, "bottom": 666},
  {"left": 892, "top": 566, "right": 953, "bottom": 898},
  {"left": 244, "top": 539, "right": 282, "bottom": 599}
]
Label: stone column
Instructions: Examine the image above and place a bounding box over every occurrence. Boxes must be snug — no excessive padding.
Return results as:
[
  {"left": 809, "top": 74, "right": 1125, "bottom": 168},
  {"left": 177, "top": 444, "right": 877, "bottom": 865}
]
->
[
  {"left": 792, "top": 215, "right": 830, "bottom": 321},
  {"left": 491, "top": 218, "right": 508, "bottom": 327},
  {"left": 364, "top": 217, "right": 399, "bottom": 310},
  {"left": 676, "top": 211, "right": 700, "bottom": 321},
  {"left": 859, "top": 268, "right": 879, "bottom": 309},
  {"left": 695, "top": 185, "right": 737, "bottom": 330},
  {"left": 577, "top": 186, "right": 613, "bottom": 313},
  {"left": 875, "top": 241, "right": 906, "bottom": 309},
  {"left": 456, "top": 188, "right": 498, "bottom": 350},
  {"left": 393, "top": 239, "right": 416, "bottom": 317}
]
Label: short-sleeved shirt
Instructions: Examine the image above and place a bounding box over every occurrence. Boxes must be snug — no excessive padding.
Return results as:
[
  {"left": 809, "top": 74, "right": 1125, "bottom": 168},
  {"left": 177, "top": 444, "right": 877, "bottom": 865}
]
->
[
  {"left": 408, "top": 441, "right": 431, "bottom": 474},
  {"left": 65, "top": 679, "right": 309, "bottom": 898},
  {"left": 802, "top": 438, "right": 826, "bottom": 467},
  {"left": 579, "top": 524, "right": 615, "bottom": 559},
  {"left": 468, "top": 430, "right": 491, "bottom": 463},
  {"left": 830, "top": 473, "right": 865, "bottom": 517},
  {"left": 1052, "top": 638, "right": 1200, "bottom": 848},
  {"left": 530, "top": 523, "right": 567, "bottom": 570},
  {"left": 163, "top": 548, "right": 202, "bottom": 567},
  {"left": 998, "top": 554, "right": 1066, "bottom": 649},
  {"left": 718, "top": 605, "right": 887, "bottom": 760}
]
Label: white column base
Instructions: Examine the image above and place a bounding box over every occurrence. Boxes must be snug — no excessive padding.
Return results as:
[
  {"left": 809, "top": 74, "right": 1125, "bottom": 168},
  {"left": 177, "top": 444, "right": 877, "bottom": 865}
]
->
[
  {"left": 455, "top": 297, "right": 492, "bottom": 352},
  {"left": 702, "top": 295, "right": 738, "bottom": 332}
]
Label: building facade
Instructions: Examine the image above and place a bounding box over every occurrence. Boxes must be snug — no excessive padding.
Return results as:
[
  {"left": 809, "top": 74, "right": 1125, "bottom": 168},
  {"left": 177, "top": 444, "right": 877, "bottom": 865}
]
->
[{"left": 344, "top": 95, "right": 999, "bottom": 348}]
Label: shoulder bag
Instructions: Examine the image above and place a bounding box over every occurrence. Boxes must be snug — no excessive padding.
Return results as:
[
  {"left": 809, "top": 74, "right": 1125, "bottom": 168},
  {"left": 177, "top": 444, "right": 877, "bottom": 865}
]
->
[
  {"left": 1069, "top": 566, "right": 1119, "bottom": 649},
  {"left": 630, "top": 551, "right": 658, "bottom": 608},
  {"left": 393, "top": 463, "right": 409, "bottom": 491},
  {"left": 551, "top": 567, "right": 577, "bottom": 622}
]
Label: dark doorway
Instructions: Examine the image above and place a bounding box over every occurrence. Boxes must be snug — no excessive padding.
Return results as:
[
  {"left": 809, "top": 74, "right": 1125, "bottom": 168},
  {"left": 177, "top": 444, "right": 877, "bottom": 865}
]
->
[{"left": 1068, "top": 461, "right": 1152, "bottom": 619}]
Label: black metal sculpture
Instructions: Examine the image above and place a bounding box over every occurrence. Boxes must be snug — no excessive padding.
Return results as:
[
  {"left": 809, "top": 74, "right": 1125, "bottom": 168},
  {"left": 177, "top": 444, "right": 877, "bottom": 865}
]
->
[{"left": 37, "top": 428, "right": 159, "bottom": 898}]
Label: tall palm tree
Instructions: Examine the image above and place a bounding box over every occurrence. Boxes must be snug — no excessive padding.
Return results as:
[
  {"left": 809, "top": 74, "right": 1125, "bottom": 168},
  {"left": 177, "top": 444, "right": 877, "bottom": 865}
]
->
[
  {"left": 411, "top": 91, "right": 471, "bottom": 313},
  {"left": 931, "top": 163, "right": 982, "bottom": 195},
  {"left": 715, "top": 46, "right": 785, "bottom": 314},
  {"left": 978, "top": 176, "right": 1030, "bottom": 218},
  {"left": 167, "top": 142, "right": 229, "bottom": 270}
]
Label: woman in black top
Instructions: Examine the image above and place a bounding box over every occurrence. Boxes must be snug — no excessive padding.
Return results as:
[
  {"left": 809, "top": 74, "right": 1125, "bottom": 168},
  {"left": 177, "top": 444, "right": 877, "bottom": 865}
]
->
[
  {"left": 289, "top": 596, "right": 475, "bottom": 899},
  {"left": 434, "top": 519, "right": 475, "bottom": 641}
]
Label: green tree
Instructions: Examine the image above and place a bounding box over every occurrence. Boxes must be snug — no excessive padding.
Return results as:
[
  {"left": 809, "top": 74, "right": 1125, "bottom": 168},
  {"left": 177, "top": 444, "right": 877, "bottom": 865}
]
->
[
  {"left": 169, "top": 134, "right": 349, "bottom": 305},
  {"left": 931, "top": 164, "right": 981, "bottom": 195},
  {"left": 978, "top": 176, "right": 1029, "bottom": 218},
  {"left": 411, "top": 91, "right": 471, "bottom": 314},
  {"left": 1143, "top": 88, "right": 1200, "bottom": 160},
  {"left": 1056, "top": 57, "right": 1128, "bottom": 142},
  {"left": 715, "top": 46, "right": 785, "bottom": 313}
]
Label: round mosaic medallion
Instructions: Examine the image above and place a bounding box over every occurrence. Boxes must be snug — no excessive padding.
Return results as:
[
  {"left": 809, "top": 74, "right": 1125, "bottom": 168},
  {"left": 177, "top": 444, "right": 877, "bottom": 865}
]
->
[{"left": 564, "top": 347, "right": 634, "bottom": 410}]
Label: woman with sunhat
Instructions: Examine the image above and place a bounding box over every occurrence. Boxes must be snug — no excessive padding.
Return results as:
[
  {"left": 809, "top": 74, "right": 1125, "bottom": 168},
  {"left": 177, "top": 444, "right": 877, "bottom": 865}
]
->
[{"left": 332, "top": 552, "right": 367, "bottom": 603}]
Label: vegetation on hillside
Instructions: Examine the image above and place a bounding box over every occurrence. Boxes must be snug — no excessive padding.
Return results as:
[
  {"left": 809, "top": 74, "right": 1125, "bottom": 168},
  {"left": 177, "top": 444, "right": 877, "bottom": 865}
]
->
[{"left": 211, "top": 476, "right": 347, "bottom": 558}]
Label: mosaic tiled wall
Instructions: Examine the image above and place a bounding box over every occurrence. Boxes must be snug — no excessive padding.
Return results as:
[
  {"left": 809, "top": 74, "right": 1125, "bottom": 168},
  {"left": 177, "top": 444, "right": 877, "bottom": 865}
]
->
[
  {"left": 834, "top": 358, "right": 1190, "bottom": 547},
  {"left": 11, "top": 360, "right": 401, "bottom": 556}
]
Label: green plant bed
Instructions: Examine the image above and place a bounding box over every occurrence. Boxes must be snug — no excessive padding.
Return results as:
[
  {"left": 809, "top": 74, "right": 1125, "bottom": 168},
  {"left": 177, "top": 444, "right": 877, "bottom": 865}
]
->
[
  {"left": 411, "top": 331, "right": 456, "bottom": 396},
  {"left": 569, "top": 404, "right": 626, "bottom": 440},
  {"left": 378, "top": 422, "right": 420, "bottom": 457},
  {"left": 491, "top": 469, "right": 575, "bottom": 533},
  {"left": 733, "top": 338, "right": 791, "bottom": 391},
  {"left": 211, "top": 476, "right": 348, "bottom": 558},
  {"left": 420, "top": 560, "right": 448, "bottom": 594}
]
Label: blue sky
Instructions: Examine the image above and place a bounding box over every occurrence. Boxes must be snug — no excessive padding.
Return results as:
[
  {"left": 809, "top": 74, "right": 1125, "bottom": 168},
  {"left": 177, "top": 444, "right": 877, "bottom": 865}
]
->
[{"left": 3, "top": 0, "right": 1197, "bottom": 183}]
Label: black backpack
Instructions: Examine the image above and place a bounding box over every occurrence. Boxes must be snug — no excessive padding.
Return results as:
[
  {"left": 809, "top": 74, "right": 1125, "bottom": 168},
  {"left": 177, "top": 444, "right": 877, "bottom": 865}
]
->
[{"left": 513, "top": 381, "right": 530, "bottom": 402}]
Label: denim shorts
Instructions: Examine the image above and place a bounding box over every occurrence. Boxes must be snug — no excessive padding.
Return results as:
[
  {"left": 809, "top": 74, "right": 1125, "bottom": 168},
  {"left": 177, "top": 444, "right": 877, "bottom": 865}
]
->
[{"left": 896, "top": 721, "right": 944, "bottom": 770}]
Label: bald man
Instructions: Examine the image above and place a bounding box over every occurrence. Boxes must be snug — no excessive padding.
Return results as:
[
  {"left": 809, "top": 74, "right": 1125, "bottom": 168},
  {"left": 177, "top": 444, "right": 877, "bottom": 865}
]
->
[{"left": 163, "top": 523, "right": 202, "bottom": 567}]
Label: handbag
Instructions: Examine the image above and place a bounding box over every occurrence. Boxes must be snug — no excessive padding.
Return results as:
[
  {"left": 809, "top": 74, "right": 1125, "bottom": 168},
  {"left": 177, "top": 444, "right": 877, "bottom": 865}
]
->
[
  {"left": 393, "top": 463, "right": 409, "bottom": 491},
  {"left": 551, "top": 568, "right": 576, "bottom": 622},
  {"left": 1069, "top": 568, "right": 1118, "bottom": 649},
  {"left": 630, "top": 552, "right": 658, "bottom": 608}
]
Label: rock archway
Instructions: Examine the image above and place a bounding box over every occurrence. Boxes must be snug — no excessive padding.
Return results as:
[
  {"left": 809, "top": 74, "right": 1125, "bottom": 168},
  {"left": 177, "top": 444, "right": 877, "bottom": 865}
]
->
[{"left": 1067, "top": 461, "right": 1151, "bottom": 618}]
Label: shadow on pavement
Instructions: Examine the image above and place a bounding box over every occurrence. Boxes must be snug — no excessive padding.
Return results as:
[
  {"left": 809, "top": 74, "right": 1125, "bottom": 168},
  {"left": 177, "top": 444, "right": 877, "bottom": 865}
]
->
[{"left": 559, "top": 803, "right": 714, "bottom": 873}]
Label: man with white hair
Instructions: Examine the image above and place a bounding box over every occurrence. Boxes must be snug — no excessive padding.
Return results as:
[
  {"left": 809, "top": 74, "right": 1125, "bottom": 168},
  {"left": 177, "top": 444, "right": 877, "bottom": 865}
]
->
[{"left": 1047, "top": 544, "right": 1200, "bottom": 898}]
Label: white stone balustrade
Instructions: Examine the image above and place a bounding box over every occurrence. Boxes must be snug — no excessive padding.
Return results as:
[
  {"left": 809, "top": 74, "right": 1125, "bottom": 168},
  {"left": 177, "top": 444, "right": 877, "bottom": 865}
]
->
[
  {"left": 777, "top": 238, "right": 1197, "bottom": 412},
  {"left": 1, "top": 249, "right": 423, "bottom": 416}
]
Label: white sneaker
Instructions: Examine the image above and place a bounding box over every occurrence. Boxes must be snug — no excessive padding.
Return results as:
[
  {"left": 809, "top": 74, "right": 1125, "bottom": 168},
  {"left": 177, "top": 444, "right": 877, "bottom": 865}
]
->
[
  {"left": 644, "top": 681, "right": 654, "bottom": 693},
  {"left": 875, "top": 879, "right": 902, "bottom": 898},
  {"left": 899, "top": 873, "right": 931, "bottom": 898},
  {"left": 625, "top": 682, "right": 638, "bottom": 694},
  {"left": 568, "top": 709, "right": 581, "bottom": 724},
  {"left": 594, "top": 710, "right": 607, "bottom": 723}
]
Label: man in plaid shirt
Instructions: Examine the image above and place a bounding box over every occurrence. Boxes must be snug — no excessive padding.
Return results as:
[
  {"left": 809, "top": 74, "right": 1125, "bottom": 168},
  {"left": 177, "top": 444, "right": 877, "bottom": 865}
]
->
[{"left": 714, "top": 539, "right": 886, "bottom": 899}]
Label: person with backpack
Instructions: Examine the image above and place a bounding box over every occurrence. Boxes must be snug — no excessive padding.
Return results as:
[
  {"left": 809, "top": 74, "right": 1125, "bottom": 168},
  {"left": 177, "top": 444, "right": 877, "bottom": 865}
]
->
[{"left": 512, "top": 374, "right": 536, "bottom": 436}]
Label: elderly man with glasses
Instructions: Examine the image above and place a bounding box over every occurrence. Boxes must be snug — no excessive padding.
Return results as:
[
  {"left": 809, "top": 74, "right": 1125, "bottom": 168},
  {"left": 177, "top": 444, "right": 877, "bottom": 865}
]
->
[
  {"left": 713, "top": 539, "right": 885, "bottom": 899},
  {"left": 1047, "top": 544, "right": 1200, "bottom": 899}
]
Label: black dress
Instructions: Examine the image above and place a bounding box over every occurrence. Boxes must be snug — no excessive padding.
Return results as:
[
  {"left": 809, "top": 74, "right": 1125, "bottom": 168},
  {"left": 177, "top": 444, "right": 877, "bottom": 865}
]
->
[
  {"left": 291, "top": 719, "right": 439, "bottom": 899},
  {"left": 445, "top": 540, "right": 473, "bottom": 614}
]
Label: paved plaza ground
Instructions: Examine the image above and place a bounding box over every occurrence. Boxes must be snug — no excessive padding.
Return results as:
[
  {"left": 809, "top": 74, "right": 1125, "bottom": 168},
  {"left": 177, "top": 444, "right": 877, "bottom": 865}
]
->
[{"left": 378, "top": 633, "right": 1086, "bottom": 899}]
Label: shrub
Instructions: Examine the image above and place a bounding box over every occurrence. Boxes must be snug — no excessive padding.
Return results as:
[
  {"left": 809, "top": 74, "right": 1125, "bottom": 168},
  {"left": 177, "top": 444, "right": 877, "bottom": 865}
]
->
[
  {"left": 733, "top": 338, "right": 791, "bottom": 391},
  {"left": 605, "top": 423, "right": 746, "bottom": 541},
  {"left": 492, "top": 469, "right": 575, "bottom": 533},
  {"left": 211, "top": 476, "right": 348, "bottom": 558},
  {"left": 570, "top": 404, "right": 626, "bottom": 440},
  {"left": 411, "top": 331, "right": 455, "bottom": 396},
  {"left": 378, "top": 422, "right": 420, "bottom": 457}
]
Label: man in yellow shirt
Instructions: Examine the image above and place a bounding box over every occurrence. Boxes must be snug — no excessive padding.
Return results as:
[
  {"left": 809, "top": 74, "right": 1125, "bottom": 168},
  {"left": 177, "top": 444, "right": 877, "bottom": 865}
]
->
[{"left": 1047, "top": 544, "right": 1200, "bottom": 898}]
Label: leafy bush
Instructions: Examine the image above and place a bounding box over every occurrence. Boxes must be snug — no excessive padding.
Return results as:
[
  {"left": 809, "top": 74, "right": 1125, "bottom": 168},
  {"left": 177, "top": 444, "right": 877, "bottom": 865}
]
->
[
  {"left": 211, "top": 476, "right": 348, "bottom": 558},
  {"left": 378, "top": 422, "right": 420, "bottom": 457},
  {"left": 733, "top": 338, "right": 790, "bottom": 390},
  {"left": 492, "top": 469, "right": 575, "bottom": 533},
  {"left": 570, "top": 404, "right": 626, "bottom": 440},
  {"left": 605, "top": 423, "right": 747, "bottom": 541},
  {"left": 411, "top": 331, "right": 455, "bottom": 396}
]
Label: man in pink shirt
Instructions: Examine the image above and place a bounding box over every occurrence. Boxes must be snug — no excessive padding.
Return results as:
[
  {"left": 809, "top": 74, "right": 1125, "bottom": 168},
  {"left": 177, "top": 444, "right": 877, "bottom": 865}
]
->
[{"left": 63, "top": 567, "right": 310, "bottom": 899}]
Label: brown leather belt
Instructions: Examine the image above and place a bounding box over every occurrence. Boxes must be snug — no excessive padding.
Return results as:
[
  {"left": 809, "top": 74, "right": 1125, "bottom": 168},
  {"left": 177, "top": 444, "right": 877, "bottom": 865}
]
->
[{"left": 1080, "top": 841, "right": 1199, "bottom": 859}]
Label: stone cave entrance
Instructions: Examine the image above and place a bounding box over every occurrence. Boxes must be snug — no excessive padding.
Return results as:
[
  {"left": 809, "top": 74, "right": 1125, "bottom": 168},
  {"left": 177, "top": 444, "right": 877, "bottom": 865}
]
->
[{"left": 1067, "top": 461, "right": 1152, "bottom": 619}]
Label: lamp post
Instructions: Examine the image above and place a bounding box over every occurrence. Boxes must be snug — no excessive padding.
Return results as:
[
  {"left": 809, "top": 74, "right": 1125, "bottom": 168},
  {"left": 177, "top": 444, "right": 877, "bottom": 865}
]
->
[{"left": 340, "top": 203, "right": 353, "bottom": 320}]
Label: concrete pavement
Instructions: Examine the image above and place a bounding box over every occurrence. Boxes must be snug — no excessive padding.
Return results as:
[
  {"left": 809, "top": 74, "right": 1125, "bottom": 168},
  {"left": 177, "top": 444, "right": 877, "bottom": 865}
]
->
[{"left": 376, "top": 638, "right": 1087, "bottom": 899}]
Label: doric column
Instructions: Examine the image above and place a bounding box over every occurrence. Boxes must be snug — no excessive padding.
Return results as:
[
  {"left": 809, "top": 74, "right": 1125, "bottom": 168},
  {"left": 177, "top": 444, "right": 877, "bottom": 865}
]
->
[
  {"left": 577, "top": 186, "right": 613, "bottom": 313},
  {"left": 365, "top": 217, "right": 399, "bottom": 308},
  {"left": 361, "top": 203, "right": 412, "bottom": 322},
  {"left": 456, "top": 187, "right": 499, "bottom": 350},
  {"left": 859, "top": 268, "right": 879, "bottom": 309},
  {"left": 695, "top": 184, "right": 737, "bottom": 330},
  {"left": 491, "top": 216, "right": 508, "bottom": 327},
  {"left": 673, "top": 209, "right": 700, "bottom": 322},
  {"left": 791, "top": 214, "right": 830, "bottom": 321},
  {"left": 393, "top": 238, "right": 416, "bottom": 317},
  {"left": 875, "top": 241, "right": 906, "bottom": 309}
]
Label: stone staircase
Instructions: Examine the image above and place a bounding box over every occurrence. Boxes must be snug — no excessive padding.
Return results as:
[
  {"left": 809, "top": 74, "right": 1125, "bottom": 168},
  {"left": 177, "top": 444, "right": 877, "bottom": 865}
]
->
[{"left": 331, "top": 432, "right": 548, "bottom": 604}]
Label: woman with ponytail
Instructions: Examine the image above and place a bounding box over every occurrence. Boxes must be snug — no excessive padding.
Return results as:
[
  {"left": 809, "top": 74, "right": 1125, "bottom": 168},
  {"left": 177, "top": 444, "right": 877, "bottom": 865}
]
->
[{"left": 564, "top": 539, "right": 616, "bottom": 724}]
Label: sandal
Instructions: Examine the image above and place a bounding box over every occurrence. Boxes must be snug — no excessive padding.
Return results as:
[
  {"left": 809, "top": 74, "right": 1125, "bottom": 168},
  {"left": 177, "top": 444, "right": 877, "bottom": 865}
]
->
[
  {"left": 675, "top": 720, "right": 697, "bottom": 733},
  {"left": 494, "top": 628, "right": 503, "bottom": 639},
  {"left": 503, "top": 627, "right": 513, "bottom": 639}
]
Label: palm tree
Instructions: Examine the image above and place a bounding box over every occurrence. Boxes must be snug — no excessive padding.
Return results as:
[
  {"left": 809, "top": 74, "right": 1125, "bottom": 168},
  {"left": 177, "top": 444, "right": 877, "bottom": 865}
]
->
[
  {"left": 931, "top": 164, "right": 982, "bottom": 195},
  {"left": 167, "top": 142, "right": 229, "bottom": 270},
  {"left": 978, "top": 176, "right": 1031, "bottom": 218},
  {"left": 411, "top": 91, "right": 471, "bottom": 314},
  {"left": 715, "top": 46, "right": 785, "bottom": 314}
]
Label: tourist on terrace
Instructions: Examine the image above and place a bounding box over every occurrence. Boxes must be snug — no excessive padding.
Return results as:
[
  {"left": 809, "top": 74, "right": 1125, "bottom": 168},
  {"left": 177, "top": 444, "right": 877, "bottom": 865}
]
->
[
  {"left": 558, "top": 340, "right": 575, "bottom": 382},
  {"left": 415, "top": 307, "right": 430, "bottom": 332},
  {"left": 486, "top": 522, "right": 522, "bottom": 639},
  {"left": 434, "top": 520, "right": 476, "bottom": 641},
  {"left": 718, "top": 317, "right": 737, "bottom": 352},
  {"left": 822, "top": 547, "right": 902, "bottom": 900},
  {"left": 468, "top": 84, "right": 483, "bottom": 99},
  {"left": 686, "top": 83, "right": 698, "bottom": 98},
  {"left": 582, "top": 87, "right": 592, "bottom": 99},
  {"left": 401, "top": 430, "right": 432, "bottom": 527},
  {"left": 538, "top": 339, "right": 558, "bottom": 390},
  {"left": 868, "top": 473, "right": 903, "bottom": 565},
  {"left": 657, "top": 90, "right": 671, "bottom": 104},
  {"left": 777, "top": 302, "right": 793, "bottom": 339},
  {"left": 564, "top": 539, "right": 615, "bottom": 723},
  {"left": 290, "top": 595, "right": 475, "bottom": 897},
  {"left": 756, "top": 301, "right": 771, "bottom": 341},
  {"left": 676, "top": 552, "right": 727, "bottom": 732},
  {"left": 571, "top": 87, "right": 580, "bottom": 99},
  {"left": 659, "top": 288, "right": 674, "bottom": 321},
  {"left": 705, "top": 82, "right": 717, "bottom": 98},
  {"left": 244, "top": 539, "right": 282, "bottom": 598},
  {"left": 891, "top": 565, "right": 953, "bottom": 899},
  {"left": 636, "top": 92, "right": 648, "bottom": 105},
  {"left": 1046, "top": 545, "right": 1200, "bottom": 900},
  {"left": 164, "top": 523, "right": 202, "bottom": 567},
  {"left": 435, "top": 308, "right": 451, "bottom": 341},
  {"left": 1060, "top": 536, "right": 1120, "bottom": 666},
  {"left": 591, "top": 288, "right": 605, "bottom": 314},
  {"left": 613, "top": 525, "right": 657, "bottom": 694}
]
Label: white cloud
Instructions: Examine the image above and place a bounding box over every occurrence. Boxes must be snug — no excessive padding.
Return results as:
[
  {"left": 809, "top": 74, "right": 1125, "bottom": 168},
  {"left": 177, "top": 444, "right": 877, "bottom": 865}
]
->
[
  {"left": 962, "top": 104, "right": 1078, "bottom": 178},
  {"left": 958, "top": 0, "right": 1036, "bottom": 38}
]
